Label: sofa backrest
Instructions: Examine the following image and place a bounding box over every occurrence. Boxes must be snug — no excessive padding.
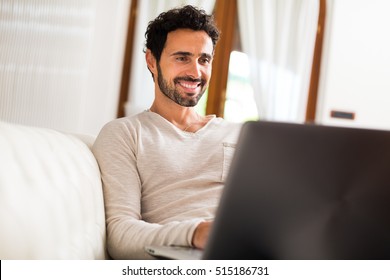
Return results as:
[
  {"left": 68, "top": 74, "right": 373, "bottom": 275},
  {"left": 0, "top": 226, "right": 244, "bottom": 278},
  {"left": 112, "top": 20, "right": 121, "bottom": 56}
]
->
[{"left": 0, "top": 121, "right": 106, "bottom": 259}]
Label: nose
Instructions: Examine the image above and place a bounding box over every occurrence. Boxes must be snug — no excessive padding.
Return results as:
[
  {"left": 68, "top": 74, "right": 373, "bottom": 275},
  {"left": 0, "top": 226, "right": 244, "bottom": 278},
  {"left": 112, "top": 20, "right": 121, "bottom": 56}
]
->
[{"left": 185, "top": 61, "right": 202, "bottom": 79}]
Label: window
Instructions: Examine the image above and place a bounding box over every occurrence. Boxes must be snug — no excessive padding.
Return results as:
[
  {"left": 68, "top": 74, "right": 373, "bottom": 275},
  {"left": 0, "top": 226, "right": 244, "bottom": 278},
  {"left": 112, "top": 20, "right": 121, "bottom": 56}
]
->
[{"left": 224, "top": 51, "right": 258, "bottom": 122}]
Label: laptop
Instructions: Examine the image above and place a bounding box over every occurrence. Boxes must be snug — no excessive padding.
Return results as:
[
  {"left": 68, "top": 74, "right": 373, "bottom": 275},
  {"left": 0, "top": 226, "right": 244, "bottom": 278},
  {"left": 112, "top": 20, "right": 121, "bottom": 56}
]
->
[{"left": 146, "top": 121, "right": 390, "bottom": 259}]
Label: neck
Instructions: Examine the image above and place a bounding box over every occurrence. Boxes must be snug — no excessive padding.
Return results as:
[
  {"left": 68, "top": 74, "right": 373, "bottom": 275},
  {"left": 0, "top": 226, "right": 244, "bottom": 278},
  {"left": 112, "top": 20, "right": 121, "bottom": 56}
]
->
[
  {"left": 150, "top": 101, "right": 195, "bottom": 122},
  {"left": 149, "top": 99, "right": 209, "bottom": 132}
]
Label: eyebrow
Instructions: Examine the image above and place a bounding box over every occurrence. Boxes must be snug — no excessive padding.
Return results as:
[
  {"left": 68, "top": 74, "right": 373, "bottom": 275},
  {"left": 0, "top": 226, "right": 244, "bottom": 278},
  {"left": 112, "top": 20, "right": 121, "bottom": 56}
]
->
[{"left": 171, "top": 51, "right": 213, "bottom": 60}]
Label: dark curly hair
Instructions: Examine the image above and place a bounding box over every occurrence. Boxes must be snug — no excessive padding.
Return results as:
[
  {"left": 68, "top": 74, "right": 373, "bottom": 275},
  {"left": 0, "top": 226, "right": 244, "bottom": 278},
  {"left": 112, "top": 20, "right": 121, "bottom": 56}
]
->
[{"left": 145, "top": 5, "right": 220, "bottom": 63}]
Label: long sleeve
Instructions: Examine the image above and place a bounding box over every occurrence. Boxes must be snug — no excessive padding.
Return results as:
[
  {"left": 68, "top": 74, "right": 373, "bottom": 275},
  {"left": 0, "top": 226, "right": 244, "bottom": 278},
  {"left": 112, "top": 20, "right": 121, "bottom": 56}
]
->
[{"left": 92, "top": 112, "right": 241, "bottom": 259}]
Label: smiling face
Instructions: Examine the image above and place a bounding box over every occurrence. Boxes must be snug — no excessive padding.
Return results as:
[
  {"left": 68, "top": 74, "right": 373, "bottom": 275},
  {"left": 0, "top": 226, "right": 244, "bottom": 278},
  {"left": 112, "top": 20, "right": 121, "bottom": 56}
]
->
[{"left": 147, "top": 29, "right": 214, "bottom": 107}]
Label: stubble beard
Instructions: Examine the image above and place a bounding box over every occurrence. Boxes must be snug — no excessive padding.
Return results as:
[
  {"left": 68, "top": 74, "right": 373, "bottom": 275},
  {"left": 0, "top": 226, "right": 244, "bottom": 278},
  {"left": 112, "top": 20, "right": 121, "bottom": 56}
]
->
[{"left": 156, "top": 63, "right": 207, "bottom": 107}]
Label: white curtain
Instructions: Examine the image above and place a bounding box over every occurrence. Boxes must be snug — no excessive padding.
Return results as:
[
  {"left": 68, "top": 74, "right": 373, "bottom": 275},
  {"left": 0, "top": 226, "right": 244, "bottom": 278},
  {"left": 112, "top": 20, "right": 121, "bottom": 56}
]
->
[
  {"left": 126, "top": 0, "right": 216, "bottom": 116},
  {"left": 0, "top": 0, "right": 131, "bottom": 135},
  {"left": 237, "top": 0, "right": 319, "bottom": 122}
]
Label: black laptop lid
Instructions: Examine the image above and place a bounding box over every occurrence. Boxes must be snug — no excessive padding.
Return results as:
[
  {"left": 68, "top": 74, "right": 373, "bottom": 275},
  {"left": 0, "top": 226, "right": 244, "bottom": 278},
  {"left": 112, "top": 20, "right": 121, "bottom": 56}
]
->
[{"left": 203, "top": 121, "right": 390, "bottom": 259}]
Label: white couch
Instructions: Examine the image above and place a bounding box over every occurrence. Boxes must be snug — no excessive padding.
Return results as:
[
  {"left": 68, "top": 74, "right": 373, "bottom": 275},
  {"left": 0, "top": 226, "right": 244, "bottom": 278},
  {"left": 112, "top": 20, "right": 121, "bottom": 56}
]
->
[{"left": 0, "top": 121, "right": 107, "bottom": 259}]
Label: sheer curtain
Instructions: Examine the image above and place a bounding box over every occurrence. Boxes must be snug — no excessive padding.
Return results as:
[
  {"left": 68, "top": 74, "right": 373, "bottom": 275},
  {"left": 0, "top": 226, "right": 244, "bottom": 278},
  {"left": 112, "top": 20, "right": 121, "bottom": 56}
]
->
[
  {"left": 237, "top": 0, "right": 319, "bottom": 122},
  {"left": 0, "top": 0, "right": 130, "bottom": 135},
  {"left": 125, "top": 0, "right": 216, "bottom": 117}
]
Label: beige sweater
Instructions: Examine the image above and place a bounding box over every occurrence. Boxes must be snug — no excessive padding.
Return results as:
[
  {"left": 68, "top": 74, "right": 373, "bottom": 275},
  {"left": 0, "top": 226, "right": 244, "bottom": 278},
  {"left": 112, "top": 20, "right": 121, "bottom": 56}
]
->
[{"left": 92, "top": 111, "right": 241, "bottom": 259}]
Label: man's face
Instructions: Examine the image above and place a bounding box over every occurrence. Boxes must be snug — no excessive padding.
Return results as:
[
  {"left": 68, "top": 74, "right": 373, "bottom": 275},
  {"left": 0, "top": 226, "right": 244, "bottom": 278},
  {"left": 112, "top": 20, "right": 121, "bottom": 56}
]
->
[{"left": 152, "top": 29, "right": 214, "bottom": 107}]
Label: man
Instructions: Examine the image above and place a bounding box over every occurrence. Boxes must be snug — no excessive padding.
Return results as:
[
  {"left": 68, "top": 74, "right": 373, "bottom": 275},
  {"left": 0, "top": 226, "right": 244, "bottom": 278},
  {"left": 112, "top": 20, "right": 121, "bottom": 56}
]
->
[{"left": 93, "top": 5, "right": 241, "bottom": 259}]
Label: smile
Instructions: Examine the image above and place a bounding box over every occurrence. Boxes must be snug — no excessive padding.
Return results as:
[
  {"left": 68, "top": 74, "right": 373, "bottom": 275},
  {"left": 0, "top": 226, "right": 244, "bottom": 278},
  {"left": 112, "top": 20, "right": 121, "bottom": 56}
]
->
[{"left": 178, "top": 81, "right": 200, "bottom": 89}]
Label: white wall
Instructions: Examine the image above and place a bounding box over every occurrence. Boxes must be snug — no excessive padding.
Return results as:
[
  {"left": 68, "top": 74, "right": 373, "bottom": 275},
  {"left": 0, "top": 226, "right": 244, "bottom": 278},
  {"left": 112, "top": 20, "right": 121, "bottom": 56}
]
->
[
  {"left": 316, "top": 0, "right": 390, "bottom": 130},
  {"left": 83, "top": 0, "right": 131, "bottom": 134},
  {"left": 0, "top": 0, "right": 130, "bottom": 135}
]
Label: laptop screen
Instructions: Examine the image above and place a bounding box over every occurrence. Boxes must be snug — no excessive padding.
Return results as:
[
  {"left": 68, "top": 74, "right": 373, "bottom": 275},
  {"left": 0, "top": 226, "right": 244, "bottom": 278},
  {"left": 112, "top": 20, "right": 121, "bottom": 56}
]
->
[{"left": 203, "top": 121, "right": 390, "bottom": 259}]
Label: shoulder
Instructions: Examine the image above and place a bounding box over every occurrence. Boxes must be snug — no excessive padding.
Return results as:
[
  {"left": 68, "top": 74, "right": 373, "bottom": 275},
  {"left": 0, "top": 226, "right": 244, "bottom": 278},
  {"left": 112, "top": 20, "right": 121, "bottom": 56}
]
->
[
  {"left": 206, "top": 117, "right": 243, "bottom": 143},
  {"left": 216, "top": 118, "right": 242, "bottom": 129},
  {"left": 98, "top": 111, "right": 151, "bottom": 135},
  {"left": 212, "top": 117, "right": 243, "bottom": 134},
  {"left": 94, "top": 111, "right": 165, "bottom": 146},
  {"left": 93, "top": 112, "right": 148, "bottom": 149}
]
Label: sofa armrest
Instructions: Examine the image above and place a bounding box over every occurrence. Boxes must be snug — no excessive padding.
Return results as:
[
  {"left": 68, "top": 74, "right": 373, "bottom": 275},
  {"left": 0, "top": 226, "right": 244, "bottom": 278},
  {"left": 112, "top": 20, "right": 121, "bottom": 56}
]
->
[{"left": 0, "top": 121, "right": 106, "bottom": 259}]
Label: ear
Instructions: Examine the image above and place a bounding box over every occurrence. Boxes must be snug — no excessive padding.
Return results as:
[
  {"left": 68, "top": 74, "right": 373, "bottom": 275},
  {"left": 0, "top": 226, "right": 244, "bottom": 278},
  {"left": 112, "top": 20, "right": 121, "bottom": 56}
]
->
[{"left": 145, "top": 49, "right": 157, "bottom": 79}]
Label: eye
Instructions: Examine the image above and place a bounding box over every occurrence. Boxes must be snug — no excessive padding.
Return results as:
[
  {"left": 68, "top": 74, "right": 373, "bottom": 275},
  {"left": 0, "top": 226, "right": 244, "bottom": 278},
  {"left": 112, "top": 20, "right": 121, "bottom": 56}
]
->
[
  {"left": 176, "top": 56, "right": 188, "bottom": 62},
  {"left": 199, "top": 57, "right": 211, "bottom": 65}
]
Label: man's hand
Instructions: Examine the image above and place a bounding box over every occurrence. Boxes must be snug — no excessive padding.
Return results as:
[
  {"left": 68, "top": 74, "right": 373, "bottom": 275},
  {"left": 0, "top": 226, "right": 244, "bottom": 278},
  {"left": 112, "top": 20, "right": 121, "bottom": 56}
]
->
[{"left": 192, "top": 221, "right": 212, "bottom": 249}]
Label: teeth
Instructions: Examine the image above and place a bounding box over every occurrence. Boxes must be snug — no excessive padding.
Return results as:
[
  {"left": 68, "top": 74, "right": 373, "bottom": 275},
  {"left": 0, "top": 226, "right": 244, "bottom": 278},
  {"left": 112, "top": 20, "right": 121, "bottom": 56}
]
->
[{"left": 180, "top": 82, "right": 198, "bottom": 89}]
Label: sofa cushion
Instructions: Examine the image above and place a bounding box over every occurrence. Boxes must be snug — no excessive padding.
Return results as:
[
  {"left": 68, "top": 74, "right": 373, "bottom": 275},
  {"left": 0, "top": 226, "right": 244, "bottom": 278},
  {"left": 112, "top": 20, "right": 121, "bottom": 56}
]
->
[{"left": 0, "top": 121, "right": 106, "bottom": 259}]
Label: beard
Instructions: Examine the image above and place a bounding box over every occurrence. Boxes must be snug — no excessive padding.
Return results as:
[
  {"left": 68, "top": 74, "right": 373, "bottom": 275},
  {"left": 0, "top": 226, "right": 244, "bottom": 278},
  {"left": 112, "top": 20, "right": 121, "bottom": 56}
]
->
[{"left": 156, "top": 62, "right": 207, "bottom": 107}]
